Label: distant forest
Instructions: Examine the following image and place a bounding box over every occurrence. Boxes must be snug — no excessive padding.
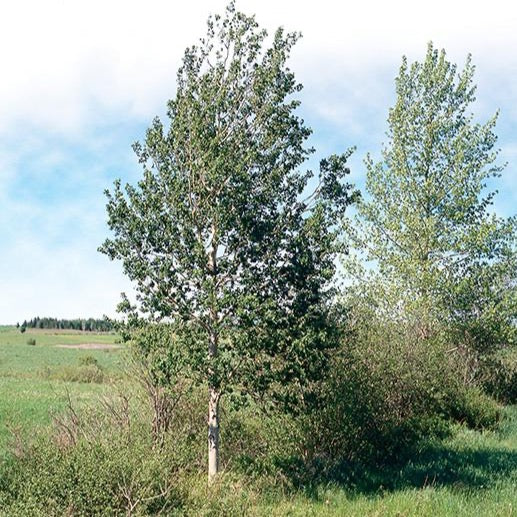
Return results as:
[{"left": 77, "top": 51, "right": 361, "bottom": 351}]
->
[{"left": 19, "top": 317, "right": 114, "bottom": 332}]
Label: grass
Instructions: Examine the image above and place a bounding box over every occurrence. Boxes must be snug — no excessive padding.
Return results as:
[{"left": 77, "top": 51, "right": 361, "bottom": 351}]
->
[
  {"left": 249, "top": 407, "right": 517, "bottom": 516},
  {"left": 0, "top": 326, "right": 124, "bottom": 454},
  {"left": 0, "top": 325, "right": 118, "bottom": 347},
  {"left": 0, "top": 326, "right": 515, "bottom": 515}
]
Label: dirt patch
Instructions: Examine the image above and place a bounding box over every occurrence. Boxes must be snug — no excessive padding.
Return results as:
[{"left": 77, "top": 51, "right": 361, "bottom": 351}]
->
[{"left": 55, "top": 343, "right": 121, "bottom": 350}]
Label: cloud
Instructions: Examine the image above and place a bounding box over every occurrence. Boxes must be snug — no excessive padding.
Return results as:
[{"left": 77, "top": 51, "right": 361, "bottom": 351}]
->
[
  {"left": 1, "top": 0, "right": 516, "bottom": 135},
  {"left": 1, "top": 0, "right": 516, "bottom": 323},
  {"left": 0, "top": 237, "right": 130, "bottom": 323}
]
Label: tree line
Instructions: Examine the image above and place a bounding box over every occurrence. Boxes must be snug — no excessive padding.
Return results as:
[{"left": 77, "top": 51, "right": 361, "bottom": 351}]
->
[{"left": 18, "top": 317, "right": 114, "bottom": 332}]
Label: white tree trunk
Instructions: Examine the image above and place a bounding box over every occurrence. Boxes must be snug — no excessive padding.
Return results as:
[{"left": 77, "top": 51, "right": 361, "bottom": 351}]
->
[
  {"left": 208, "top": 385, "right": 220, "bottom": 483},
  {"left": 208, "top": 221, "right": 220, "bottom": 484}
]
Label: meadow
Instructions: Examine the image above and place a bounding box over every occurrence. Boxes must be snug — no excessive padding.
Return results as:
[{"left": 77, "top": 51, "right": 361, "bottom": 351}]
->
[
  {"left": 0, "top": 326, "right": 123, "bottom": 454},
  {"left": 256, "top": 411, "right": 517, "bottom": 516},
  {"left": 0, "top": 325, "right": 515, "bottom": 516}
]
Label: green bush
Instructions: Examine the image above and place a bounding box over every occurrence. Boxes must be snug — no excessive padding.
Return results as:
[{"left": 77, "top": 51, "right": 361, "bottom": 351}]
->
[
  {"left": 447, "top": 387, "right": 500, "bottom": 429},
  {"left": 78, "top": 355, "right": 100, "bottom": 367},
  {"left": 53, "top": 365, "right": 105, "bottom": 384},
  {"left": 0, "top": 388, "right": 203, "bottom": 516},
  {"left": 41, "top": 358, "right": 106, "bottom": 384},
  {"left": 477, "top": 348, "right": 517, "bottom": 404},
  {"left": 26, "top": 338, "right": 36, "bottom": 346},
  {"left": 0, "top": 377, "right": 288, "bottom": 515},
  {"left": 302, "top": 312, "right": 501, "bottom": 466},
  {"left": 0, "top": 431, "right": 188, "bottom": 515}
]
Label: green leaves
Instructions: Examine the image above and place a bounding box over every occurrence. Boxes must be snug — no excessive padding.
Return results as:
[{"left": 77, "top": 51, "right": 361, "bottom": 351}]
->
[
  {"left": 349, "top": 42, "right": 516, "bottom": 352},
  {"left": 99, "top": 3, "right": 356, "bottom": 409}
]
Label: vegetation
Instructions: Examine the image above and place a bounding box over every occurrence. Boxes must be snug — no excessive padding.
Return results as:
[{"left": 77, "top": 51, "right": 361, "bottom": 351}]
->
[
  {"left": 0, "top": 327, "right": 121, "bottom": 453},
  {"left": 348, "top": 43, "right": 516, "bottom": 351},
  {"left": 0, "top": 348, "right": 514, "bottom": 515},
  {"left": 100, "top": 2, "right": 356, "bottom": 481},
  {"left": 0, "top": 4, "right": 515, "bottom": 517},
  {"left": 344, "top": 43, "right": 516, "bottom": 418},
  {"left": 19, "top": 317, "right": 115, "bottom": 333}
]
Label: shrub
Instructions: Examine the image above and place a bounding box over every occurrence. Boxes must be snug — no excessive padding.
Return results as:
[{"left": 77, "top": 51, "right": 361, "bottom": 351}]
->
[
  {"left": 41, "top": 358, "right": 106, "bottom": 384},
  {"left": 26, "top": 338, "right": 36, "bottom": 346},
  {"left": 0, "top": 429, "right": 188, "bottom": 515},
  {"left": 0, "top": 388, "right": 201, "bottom": 516},
  {"left": 78, "top": 355, "right": 99, "bottom": 367},
  {"left": 302, "top": 309, "right": 501, "bottom": 467},
  {"left": 51, "top": 365, "right": 105, "bottom": 384},
  {"left": 477, "top": 348, "right": 517, "bottom": 404},
  {"left": 447, "top": 386, "right": 500, "bottom": 429},
  {"left": 0, "top": 376, "right": 289, "bottom": 515}
]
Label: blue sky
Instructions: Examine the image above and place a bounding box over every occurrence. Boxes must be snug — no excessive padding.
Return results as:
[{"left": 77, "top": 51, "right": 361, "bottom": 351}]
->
[{"left": 1, "top": 0, "right": 516, "bottom": 324}]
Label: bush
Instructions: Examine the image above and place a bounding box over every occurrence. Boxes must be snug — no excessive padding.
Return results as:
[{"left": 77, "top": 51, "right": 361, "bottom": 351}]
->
[
  {"left": 447, "top": 386, "right": 500, "bottom": 429},
  {"left": 0, "top": 373, "right": 289, "bottom": 515},
  {"left": 78, "top": 355, "right": 99, "bottom": 367},
  {"left": 26, "top": 338, "right": 36, "bottom": 346},
  {"left": 302, "top": 309, "right": 501, "bottom": 467},
  {"left": 477, "top": 348, "right": 517, "bottom": 404},
  {"left": 41, "top": 358, "right": 106, "bottom": 384},
  {"left": 0, "top": 430, "right": 188, "bottom": 515},
  {"left": 0, "top": 388, "right": 202, "bottom": 516},
  {"left": 53, "top": 365, "right": 105, "bottom": 384}
]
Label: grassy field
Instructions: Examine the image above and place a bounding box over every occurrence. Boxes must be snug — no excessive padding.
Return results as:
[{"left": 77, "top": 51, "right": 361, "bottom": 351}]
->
[
  {"left": 255, "top": 408, "right": 517, "bottom": 516},
  {"left": 0, "top": 326, "right": 124, "bottom": 454},
  {"left": 0, "top": 326, "right": 515, "bottom": 515}
]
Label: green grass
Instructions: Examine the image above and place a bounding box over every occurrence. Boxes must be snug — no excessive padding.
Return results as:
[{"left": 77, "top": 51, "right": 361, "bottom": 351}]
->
[
  {"left": 252, "top": 408, "right": 517, "bottom": 516},
  {"left": 0, "top": 325, "right": 117, "bottom": 347},
  {"left": 0, "top": 326, "right": 124, "bottom": 453},
  {"left": 0, "top": 326, "right": 515, "bottom": 515}
]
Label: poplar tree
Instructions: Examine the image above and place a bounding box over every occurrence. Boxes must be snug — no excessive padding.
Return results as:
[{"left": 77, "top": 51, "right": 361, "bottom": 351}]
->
[
  {"left": 351, "top": 43, "right": 516, "bottom": 348},
  {"left": 100, "top": 3, "right": 356, "bottom": 482}
]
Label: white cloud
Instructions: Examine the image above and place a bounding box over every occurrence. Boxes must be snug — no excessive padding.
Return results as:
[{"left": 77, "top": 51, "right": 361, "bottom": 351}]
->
[
  {"left": 1, "top": 0, "right": 516, "bottom": 134},
  {"left": 0, "top": 238, "right": 130, "bottom": 323},
  {"left": 1, "top": 0, "right": 516, "bottom": 323}
]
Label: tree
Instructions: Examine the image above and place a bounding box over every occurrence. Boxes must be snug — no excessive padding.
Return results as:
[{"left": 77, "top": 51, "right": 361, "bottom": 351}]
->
[
  {"left": 100, "top": 3, "right": 356, "bottom": 483},
  {"left": 348, "top": 43, "right": 516, "bottom": 349}
]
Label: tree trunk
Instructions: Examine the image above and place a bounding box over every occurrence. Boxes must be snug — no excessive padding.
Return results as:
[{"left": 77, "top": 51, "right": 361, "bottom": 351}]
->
[
  {"left": 208, "top": 221, "right": 220, "bottom": 484},
  {"left": 208, "top": 385, "right": 220, "bottom": 484}
]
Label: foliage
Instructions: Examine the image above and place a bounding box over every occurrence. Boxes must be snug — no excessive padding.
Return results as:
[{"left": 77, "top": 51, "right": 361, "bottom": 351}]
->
[
  {"left": 26, "top": 338, "right": 36, "bottom": 346},
  {"left": 347, "top": 43, "right": 517, "bottom": 354},
  {"left": 0, "top": 382, "right": 514, "bottom": 517},
  {"left": 476, "top": 347, "right": 517, "bottom": 404},
  {"left": 78, "top": 355, "right": 100, "bottom": 368},
  {"left": 127, "top": 323, "right": 196, "bottom": 439},
  {"left": 301, "top": 302, "right": 500, "bottom": 468},
  {"left": 0, "top": 418, "right": 188, "bottom": 516},
  {"left": 99, "top": 2, "right": 356, "bottom": 478},
  {"left": 100, "top": 1, "right": 355, "bottom": 407}
]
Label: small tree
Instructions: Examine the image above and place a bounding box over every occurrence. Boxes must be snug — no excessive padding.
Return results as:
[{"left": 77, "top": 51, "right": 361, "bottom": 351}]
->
[
  {"left": 100, "top": 3, "right": 356, "bottom": 482},
  {"left": 348, "top": 43, "right": 517, "bottom": 350}
]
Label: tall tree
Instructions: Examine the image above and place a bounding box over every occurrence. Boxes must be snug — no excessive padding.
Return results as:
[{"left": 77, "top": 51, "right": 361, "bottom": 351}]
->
[
  {"left": 348, "top": 43, "right": 516, "bottom": 348},
  {"left": 100, "top": 3, "right": 356, "bottom": 482}
]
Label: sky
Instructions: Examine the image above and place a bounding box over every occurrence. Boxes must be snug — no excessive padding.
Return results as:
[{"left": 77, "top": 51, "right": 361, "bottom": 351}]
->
[{"left": 1, "top": 0, "right": 516, "bottom": 324}]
